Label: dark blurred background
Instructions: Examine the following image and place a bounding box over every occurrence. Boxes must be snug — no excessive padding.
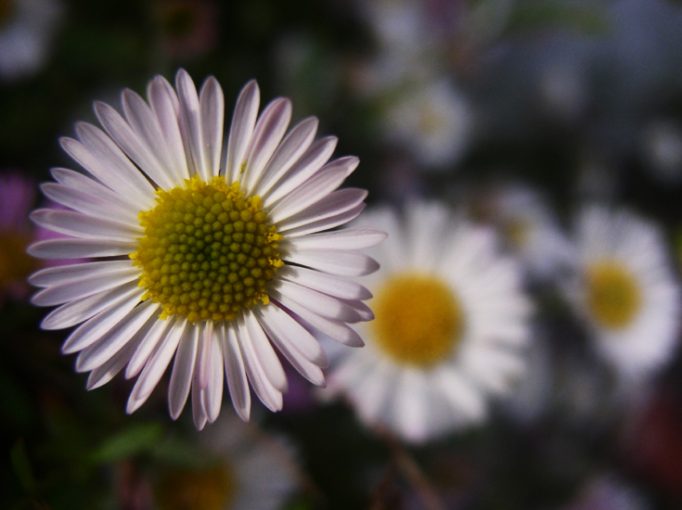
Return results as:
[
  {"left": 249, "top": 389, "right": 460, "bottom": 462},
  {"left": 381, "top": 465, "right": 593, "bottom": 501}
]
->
[{"left": 2, "top": 0, "right": 682, "bottom": 508}]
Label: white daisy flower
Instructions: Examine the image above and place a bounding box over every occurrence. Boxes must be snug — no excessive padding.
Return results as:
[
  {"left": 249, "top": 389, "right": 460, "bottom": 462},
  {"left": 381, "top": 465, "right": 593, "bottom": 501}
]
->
[
  {"left": 490, "top": 183, "right": 574, "bottom": 281},
  {"left": 383, "top": 79, "right": 472, "bottom": 169},
  {"left": 328, "top": 202, "right": 531, "bottom": 443},
  {"left": 27, "top": 70, "right": 383, "bottom": 429},
  {"left": 567, "top": 206, "right": 680, "bottom": 380},
  {"left": 154, "top": 417, "right": 298, "bottom": 510},
  {"left": 0, "top": 0, "right": 63, "bottom": 81}
]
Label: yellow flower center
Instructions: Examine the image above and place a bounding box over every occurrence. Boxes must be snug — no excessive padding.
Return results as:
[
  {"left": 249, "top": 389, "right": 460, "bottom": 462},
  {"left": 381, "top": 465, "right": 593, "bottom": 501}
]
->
[
  {"left": 585, "top": 260, "right": 642, "bottom": 330},
  {"left": 130, "top": 176, "right": 283, "bottom": 324},
  {"left": 371, "top": 274, "right": 464, "bottom": 367},
  {"left": 503, "top": 218, "right": 530, "bottom": 250},
  {"left": 0, "top": 229, "right": 37, "bottom": 292},
  {"left": 155, "top": 464, "right": 235, "bottom": 510}
]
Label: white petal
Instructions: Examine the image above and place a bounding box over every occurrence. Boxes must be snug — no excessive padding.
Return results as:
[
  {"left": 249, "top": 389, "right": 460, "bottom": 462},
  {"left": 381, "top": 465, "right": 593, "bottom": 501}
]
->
[
  {"left": 191, "top": 373, "right": 208, "bottom": 430},
  {"left": 290, "top": 228, "right": 386, "bottom": 251},
  {"left": 40, "top": 182, "right": 139, "bottom": 225},
  {"left": 196, "top": 322, "right": 213, "bottom": 389},
  {"left": 236, "top": 319, "right": 283, "bottom": 411},
  {"left": 64, "top": 124, "right": 155, "bottom": 206},
  {"left": 31, "top": 268, "right": 140, "bottom": 307},
  {"left": 125, "top": 316, "right": 173, "bottom": 379},
  {"left": 127, "top": 319, "right": 186, "bottom": 413},
  {"left": 253, "top": 116, "right": 318, "bottom": 196},
  {"left": 28, "top": 238, "right": 135, "bottom": 259},
  {"left": 175, "top": 69, "right": 209, "bottom": 180},
  {"left": 29, "top": 260, "right": 135, "bottom": 288},
  {"left": 122, "top": 88, "right": 177, "bottom": 183},
  {"left": 86, "top": 336, "right": 141, "bottom": 390},
  {"left": 147, "top": 75, "right": 189, "bottom": 180},
  {"left": 30, "top": 208, "right": 140, "bottom": 241},
  {"left": 40, "top": 282, "right": 140, "bottom": 330},
  {"left": 244, "top": 313, "right": 287, "bottom": 391},
  {"left": 285, "top": 249, "right": 379, "bottom": 276},
  {"left": 75, "top": 301, "right": 159, "bottom": 372},
  {"left": 221, "top": 325, "right": 251, "bottom": 421},
  {"left": 269, "top": 155, "right": 354, "bottom": 222},
  {"left": 60, "top": 287, "right": 144, "bottom": 354},
  {"left": 275, "top": 294, "right": 364, "bottom": 347},
  {"left": 262, "top": 136, "right": 337, "bottom": 206},
  {"left": 94, "top": 101, "right": 175, "bottom": 188},
  {"left": 225, "top": 80, "right": 259, "bottom": 182},
  {"left": 258, "top": 304, "right": 326, "bottom": 365},
  {"left": 277, "top": 189, "right": 366, "bottom": 234},
  {"left": 202, "top": 337, "right": 224, "bottom": 423},
  {"left": 275, "top": 279, "right": 364, "bottom": 323},
  {"left": 199, "top": 76, "right": 225, "bottom": 177},
  {"left": 279, "top": 265, "right": 371, "bottom": 301},
  {"left": 243, "top": 98, "right": 292, "bottom": 193},
  {"left": 168, "top": 326, "right": 199, "bottom": 419}
]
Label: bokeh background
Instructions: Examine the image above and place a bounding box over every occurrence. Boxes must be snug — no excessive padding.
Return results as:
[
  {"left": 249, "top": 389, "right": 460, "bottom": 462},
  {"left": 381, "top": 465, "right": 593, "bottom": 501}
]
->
[{"left": 3, "top": 0, "right": 682, "bottom": 508}]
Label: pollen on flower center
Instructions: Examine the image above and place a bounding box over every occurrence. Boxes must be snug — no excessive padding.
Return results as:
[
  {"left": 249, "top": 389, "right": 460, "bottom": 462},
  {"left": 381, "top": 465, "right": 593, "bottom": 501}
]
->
[
  {"left": 586, "top": 260, "right": 641, "bottom": 330},
  {"left": 371, "top": 274, "right": 464, "bottom": 367},
  {"left": 155, "top": 463, "right": 235, "bottom": 510},
  {"left": 130, "top": 176, "right": 284, "bottom": 324}
]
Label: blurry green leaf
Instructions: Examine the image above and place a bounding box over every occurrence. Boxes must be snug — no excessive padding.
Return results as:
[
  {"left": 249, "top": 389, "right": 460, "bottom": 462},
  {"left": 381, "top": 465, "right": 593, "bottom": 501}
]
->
[
  {"left": 508, "top": 1, "right": 608, "bottom": 35},
  {"left": 89, "top": 423, "right": 163, "bottom": 464},
  {"left": 10, "top": 440, "right": 37, "bottom": 493}
]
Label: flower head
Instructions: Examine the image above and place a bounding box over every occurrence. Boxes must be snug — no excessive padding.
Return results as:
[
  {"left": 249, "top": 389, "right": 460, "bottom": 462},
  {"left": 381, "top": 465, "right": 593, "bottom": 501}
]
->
[
  {"left": 567, "top": 206, "right": 680, "bottom": 380},
  {"left": 153, "top": 417, "right": 298, "bottom": 510},
  {"left": 28, "top": 70, "right": 382, "bottom": 428},
  {"left": 327, "top": 202, "right": 531, "bottom": 442}
]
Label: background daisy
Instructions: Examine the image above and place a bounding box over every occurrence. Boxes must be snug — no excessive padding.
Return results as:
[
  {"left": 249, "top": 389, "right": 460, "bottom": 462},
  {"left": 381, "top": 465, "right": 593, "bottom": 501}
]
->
[
  {"left": 328, "top": 201, "right": 531, "bottom": 442},
  {"left": 152, "top": 417, "right": 299, "bottom": 510},
  {"left": 567, "top": 206, "right": 680, "bottom": 381}
]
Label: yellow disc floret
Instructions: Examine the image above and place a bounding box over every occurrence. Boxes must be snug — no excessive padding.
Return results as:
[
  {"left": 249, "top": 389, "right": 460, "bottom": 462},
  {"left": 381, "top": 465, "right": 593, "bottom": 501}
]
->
[
  {"left": 586, "top": 260, "right": 642, "bottom": 330},
  {"left": 155, "top": 463, "right": 235, "bottom": 510},
  {"left": 130, "top": 176, "right": 283, "bottom": 323},
  {"left": 371, "top": 273, "right": 464, "bottom": 367}
]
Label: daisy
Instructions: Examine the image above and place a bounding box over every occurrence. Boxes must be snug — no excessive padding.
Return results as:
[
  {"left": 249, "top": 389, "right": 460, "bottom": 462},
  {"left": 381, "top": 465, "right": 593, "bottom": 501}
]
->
[
  {"left": 153, "top": 417, "right": 298, "bottom": 510},
  {"left": 383, "top": 79, "right": 472, "bottom": 169},
  {"left": 0, "top": 0, "right": 63, "bottom": 81},
  {"left": 488, "top": 183, "right": 574, "bottom": 281},
  {"left": 28, "top": 70, "right": 383, "bottom": 428},
  {"left": 327, "top": 202, "right": 531, "bottom": 442},
  {"left": 567, "top": 206, "right": 680, "bottom": 381},
  {"left": 0, "top": 172, "right": 38, "bottom": 302}
]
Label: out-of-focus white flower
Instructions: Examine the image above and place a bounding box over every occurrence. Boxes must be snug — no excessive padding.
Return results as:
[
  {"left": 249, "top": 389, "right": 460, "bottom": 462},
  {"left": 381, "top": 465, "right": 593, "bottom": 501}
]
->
[
  {"left": 154, "top": 417, "right": 298, "bottom": 510},
  {"left": 28, "top": 70, "right": 382, "bottom": 428},
  {"left": 562, "top": 473, "right": 651, "bottom": 510},
  {"left": 383, "top": 79, "right": 473, "bottom": 169},
  {"left": 641, "top": 120, "right": 682, "bottom": 183},
  {"left": 328, "top": 202, "right": 531, "bottom": 443},
  {"left": 566, "top": 206, "right": 680, "bottom": 381},
  {"left": 0, "top": 0, "right": 62, "bottom": 80},
  {"left": 490, "top": 183, "right": 574, "bottom": 281}
]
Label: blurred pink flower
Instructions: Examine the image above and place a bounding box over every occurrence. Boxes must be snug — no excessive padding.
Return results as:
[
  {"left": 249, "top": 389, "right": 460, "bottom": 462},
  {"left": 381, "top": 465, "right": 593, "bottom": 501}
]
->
[{"left": 0, "top": 172, "right": 38, "bottom": 302}]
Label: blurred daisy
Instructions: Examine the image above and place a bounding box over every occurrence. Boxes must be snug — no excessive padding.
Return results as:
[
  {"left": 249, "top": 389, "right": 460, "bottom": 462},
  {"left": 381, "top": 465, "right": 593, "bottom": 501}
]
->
[
  {"left": 567, "top": 207, "right": 680, "bottom": 380},
  {"left": 383, "top": 79, "right": 472, "bottom": 169},
  {"left": 28, "top": 70, "right": 382, "bottom": 428},
  {"left": 0, "top": 0, "right": 62, "bottom": 81},
  {"left": 0, "top": 172, "right": 37, "bottom": 302},
  {"left": 489, "top": 183, "right": 573, "bottom": 281},
  {"left": 154, "top": 417, "right": 298, "bottom": 510},
  {"left": 328, "top": 202, "right": 531, "bottom": 442}
]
